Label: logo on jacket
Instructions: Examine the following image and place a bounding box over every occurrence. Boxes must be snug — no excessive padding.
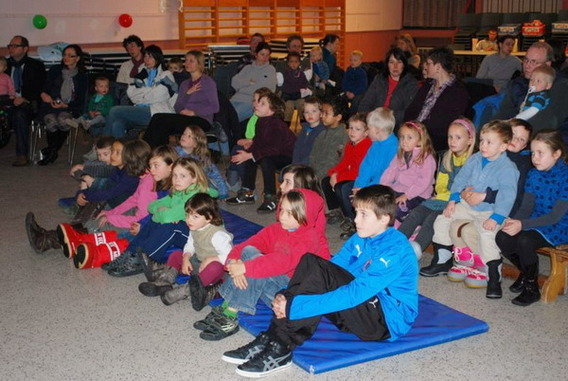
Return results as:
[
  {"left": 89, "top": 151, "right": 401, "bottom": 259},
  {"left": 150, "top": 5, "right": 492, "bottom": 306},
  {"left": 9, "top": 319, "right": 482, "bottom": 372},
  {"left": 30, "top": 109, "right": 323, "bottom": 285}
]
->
[{"left": 379, "top": 258, "right": 391, "bottom": 267}]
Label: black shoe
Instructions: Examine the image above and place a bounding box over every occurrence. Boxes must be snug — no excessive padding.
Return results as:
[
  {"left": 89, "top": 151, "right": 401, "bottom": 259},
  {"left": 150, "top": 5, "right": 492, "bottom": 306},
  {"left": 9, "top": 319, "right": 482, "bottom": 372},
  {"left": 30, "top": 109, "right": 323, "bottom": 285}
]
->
[
  {"left": 222, "top": 332, "right": 271, "bottom": 365},
  {"left": 509, "top": 273, "right": 525, "bottom": 293},
  {"left": 419, "top": 260, "right": 453, "bottom": 277},
  {"left": 189, "top": 275, "right": 207, "bottom": 311},
  {"left": 107, "top": 254, "right": 143, "bottom": 277},
  {"left": 512, "top": 282, "right": 540, "bottom": 306},
  {"left": 193, "top": 306, "right": 224, "bottom": 330},
  {"left": 226, "top": 190, "right": 255, "bottom": 205},
  {"left": 102, "top": 252, "right": 129, "bottom": 271},
  {"left": 256, "top": 198, "right": 277, "bottom": 214},
  {"left": 199, "top": 314, "right": 239, "bottom": 341},
  {"left": 235, "top": 340, "right": 293, "bottom": 378},
  {"left": 325, "top": 209, "right": 343, "bottom": 225},
  {"left": 486, "top": 259, "right": 502, "bottom": 299},
  {"left": 38, "top": 148, "right": 58, "bottom": 166},
  {"left": 138, "top": 281, "right": 173, "bottom": 297}
]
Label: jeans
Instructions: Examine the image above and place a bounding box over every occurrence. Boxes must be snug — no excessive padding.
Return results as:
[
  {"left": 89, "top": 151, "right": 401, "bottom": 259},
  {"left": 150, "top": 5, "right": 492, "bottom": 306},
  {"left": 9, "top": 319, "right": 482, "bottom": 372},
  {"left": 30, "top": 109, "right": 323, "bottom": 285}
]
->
[
  {"left": 219, "top": 246, "right": 290, "bottom": 315},
  {"left": 230, "top": 100, "right": 253, "bottom": 122},
  {"left": 104, "top": 105, "right": 151, "bottom": 138}
]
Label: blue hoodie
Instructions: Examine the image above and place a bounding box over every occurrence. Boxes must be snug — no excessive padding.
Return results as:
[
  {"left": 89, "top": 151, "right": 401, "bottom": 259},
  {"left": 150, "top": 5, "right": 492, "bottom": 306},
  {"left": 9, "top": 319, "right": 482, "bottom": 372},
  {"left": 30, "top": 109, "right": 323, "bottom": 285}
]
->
[{"left": 288, "top": 227, "right": 419, "bottom": 342}]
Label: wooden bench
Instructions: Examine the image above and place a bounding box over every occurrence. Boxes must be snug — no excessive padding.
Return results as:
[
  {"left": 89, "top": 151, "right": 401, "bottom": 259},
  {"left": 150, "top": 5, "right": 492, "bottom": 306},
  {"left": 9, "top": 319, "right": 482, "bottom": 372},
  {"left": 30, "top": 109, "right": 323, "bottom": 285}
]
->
[{"left": 536, "top": 245, "right": 568, "bottom": 303}]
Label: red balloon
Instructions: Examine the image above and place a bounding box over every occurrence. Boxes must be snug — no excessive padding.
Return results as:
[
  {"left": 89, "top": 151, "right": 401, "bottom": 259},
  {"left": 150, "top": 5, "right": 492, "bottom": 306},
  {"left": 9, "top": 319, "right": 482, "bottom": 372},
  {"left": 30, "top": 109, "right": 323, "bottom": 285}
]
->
[{"left": 118, "top": 13, "right": 133, "bottom": 28}]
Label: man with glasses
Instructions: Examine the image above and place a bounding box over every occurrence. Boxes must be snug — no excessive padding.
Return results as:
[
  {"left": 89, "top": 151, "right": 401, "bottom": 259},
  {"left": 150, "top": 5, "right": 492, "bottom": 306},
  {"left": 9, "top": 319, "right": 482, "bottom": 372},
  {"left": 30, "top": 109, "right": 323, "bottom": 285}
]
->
[
  {"left": 6, "top": 35, "right": 46, "bottom": 166},
  {"left": 495, "top": 41, "right": 568, "bottom": 138}
]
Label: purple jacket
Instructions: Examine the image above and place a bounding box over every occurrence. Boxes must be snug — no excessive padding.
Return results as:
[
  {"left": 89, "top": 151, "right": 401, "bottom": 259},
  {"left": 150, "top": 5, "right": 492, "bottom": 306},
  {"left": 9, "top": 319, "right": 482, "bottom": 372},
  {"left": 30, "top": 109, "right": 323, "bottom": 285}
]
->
[
  {"left": 174, "top": 75, "right": 219, "bottom": 124},
  {"left": 247, "top": 115, "right": 296, "bottom": 161}
]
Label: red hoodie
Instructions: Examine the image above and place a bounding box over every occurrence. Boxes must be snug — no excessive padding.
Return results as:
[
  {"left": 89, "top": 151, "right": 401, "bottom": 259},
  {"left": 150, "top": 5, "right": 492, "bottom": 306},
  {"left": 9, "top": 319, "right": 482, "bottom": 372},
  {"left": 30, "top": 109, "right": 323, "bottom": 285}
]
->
[{"left": 226, "top": 188, "right": 330, "bottom": 278}]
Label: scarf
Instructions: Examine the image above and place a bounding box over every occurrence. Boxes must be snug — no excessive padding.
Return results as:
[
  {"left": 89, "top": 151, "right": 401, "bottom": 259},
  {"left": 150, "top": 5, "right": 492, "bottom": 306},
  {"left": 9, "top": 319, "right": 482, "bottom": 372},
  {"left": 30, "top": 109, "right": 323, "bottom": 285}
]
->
[
  {"left": 60, "top": 67, "right": 78, "bottom": 104},
  {"left": 417, "top": 74, "right": 456, "bottom": 122},
  {"left": 129, "top": 57, "right": 144, "bottom": 78},
  {"left": 8, "top": 56, "right": 25, "bottom": 94}
]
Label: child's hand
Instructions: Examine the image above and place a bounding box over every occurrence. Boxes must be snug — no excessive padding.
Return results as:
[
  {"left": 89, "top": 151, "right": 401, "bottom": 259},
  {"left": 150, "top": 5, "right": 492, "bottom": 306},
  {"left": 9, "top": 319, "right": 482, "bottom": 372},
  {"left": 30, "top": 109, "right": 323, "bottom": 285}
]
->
[
  {"left": 443, "top": 201, "right": 456, "bottom": 218},
  {"left": 232, "top": 274, "right": 248, "bottom": 290},
  {"left": 89, "top": 111, "right": 99, "bottom": 118},
  {"left": 461, "top": 186, "right": 485, "bottom": 206},
  {"left": 81, "top": 175, "right": 95, "bottom": 188},
  {"left": 227, "top": 259, "right": 246, "bottom": 277},
  {"left": 482, "top": 218, "right": 498, "bottom": 231},
  {"left": 97, "top": 214, "right": 108, "bottom": 228},
  {"left": 501, "top": 219, "right": 522, "bottom": 235},
  {"left": 395, "top": 194, "right": 408, "bottom": 206},
  {"left": 272, "top": 293, "right": 288, "bottom": 319},
  {"left": 199, "top": 256, "right": 221, "bottom": 273},
  {"left": 329, "top": 173, "right": 338, "bottom": 188},
  {"left": 129, "top": 222, "right": 140, "bottom": 236},
  {"left": 231, "top": 150, "right": 253, "bottom": 165},
  {"left": 181, "top": 254, "right": 193, "bottom": 275},
  {"left": 70, "top": 163, "right": 84, "bottom": 176},
  {"left": 76, "top": 193, "right": 88, "bottom": 206}
]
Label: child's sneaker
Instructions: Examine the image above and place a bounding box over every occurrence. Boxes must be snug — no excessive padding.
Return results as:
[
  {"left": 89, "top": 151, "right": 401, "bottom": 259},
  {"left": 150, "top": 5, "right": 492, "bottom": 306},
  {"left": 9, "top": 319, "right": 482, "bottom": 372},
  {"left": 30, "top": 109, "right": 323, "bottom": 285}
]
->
[
  {"left": 222, "top": 332, "right": 271, "bottom": 365},
  {"left": 107, "top": 252, "right": 143, "bottom": 277},
  {"left": 235, "top": 339, "right": 293, "bottom": 378},
  {"left": 447, "top": 247, "right": 474, "bottom": 282},
  {"left": 257, "top": 195, "right": 278, "bottom": 214},
  {"left": 193, "top": 306, "right": 224, "bottom": 330},
  {"left": 79, "top": 117, "right": 92, "bottom": 131},
  {"left": 226, "top": 189, "right": 255, "bottom": 205},
  {"left": 199, "top": 314, "right": 239, "bottom": 341},
  {"left": 325, "top": 209, "right": 343, "bottom": 225}
]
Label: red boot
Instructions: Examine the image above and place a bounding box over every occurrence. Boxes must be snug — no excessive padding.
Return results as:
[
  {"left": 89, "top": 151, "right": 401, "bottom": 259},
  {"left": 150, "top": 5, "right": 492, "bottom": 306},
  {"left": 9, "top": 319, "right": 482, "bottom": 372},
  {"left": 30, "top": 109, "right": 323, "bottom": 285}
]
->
[
  {"left": 74, "top": 239, "right": 130, "bottom": 269},
  {"left": 57, "top": 224, "right": 118, "bottom": 258}
]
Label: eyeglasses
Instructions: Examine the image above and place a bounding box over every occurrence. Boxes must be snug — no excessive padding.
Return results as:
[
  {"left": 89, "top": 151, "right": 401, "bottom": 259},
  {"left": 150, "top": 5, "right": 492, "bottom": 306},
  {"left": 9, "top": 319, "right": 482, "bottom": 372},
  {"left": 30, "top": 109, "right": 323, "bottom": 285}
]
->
[
  {"left": 523, "top": 57, "right": 544, "bottom": 66},
  {"left": 7, "top": 44, "right": 24, "bottom": 48}
]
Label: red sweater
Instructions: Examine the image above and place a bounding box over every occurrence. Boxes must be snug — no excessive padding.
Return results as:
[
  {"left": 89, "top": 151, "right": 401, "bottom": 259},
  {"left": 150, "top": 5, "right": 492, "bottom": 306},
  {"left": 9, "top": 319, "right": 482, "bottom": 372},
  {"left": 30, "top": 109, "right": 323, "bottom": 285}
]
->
[
  {"left": 226, "top": 189, "right": 330, "bottom": 278},
  {"left": 328, "top": 137, "right": 372, "bottom": 182}
]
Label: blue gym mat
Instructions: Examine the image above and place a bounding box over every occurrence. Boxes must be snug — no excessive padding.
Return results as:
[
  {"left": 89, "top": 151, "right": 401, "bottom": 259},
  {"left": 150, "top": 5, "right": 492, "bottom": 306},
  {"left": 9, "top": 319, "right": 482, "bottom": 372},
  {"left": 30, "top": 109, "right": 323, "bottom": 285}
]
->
[{"left": 237, "top": 295, "right": 489, "bottom": 374}]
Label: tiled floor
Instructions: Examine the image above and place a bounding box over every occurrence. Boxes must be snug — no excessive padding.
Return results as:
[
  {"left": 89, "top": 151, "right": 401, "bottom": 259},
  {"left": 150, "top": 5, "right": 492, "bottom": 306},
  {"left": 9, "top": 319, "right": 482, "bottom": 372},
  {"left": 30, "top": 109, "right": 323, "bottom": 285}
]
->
[{"left": 1, "top": 139, "right": 567, "bottom": 380}]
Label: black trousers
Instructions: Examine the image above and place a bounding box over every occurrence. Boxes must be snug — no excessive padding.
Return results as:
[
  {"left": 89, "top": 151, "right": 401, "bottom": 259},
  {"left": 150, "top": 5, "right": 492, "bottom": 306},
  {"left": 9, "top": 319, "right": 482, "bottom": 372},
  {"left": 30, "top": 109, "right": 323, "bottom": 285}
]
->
[
  {"left": 267, "top": 253, "right": 390, "bottom": 349},
  {"left": 496, "top": 229, "right": 552, "bottom": 269},
  {"left": 242, "top": 155, "right": 291, "bottom": 196},
  {"left": 321, "top": 177, "right": 354, "bottom": 217},
  {"left": 143, "top": 113, "right": 211, "bottom": 148}
]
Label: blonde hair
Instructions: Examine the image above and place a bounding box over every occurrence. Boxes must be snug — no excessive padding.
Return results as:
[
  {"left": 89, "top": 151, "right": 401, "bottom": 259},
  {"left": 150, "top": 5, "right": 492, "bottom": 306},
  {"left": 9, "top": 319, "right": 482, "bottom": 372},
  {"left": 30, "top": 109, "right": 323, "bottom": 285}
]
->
[
  {"left": 442, "top": 118, "right": 476, "bottom": 172},
  {"left": 351, "top": 50, "right": 363, "bottom": 59},
  {"left": 397, "top": 120, "right": 436, "bottom": 165},
  {"left": 310, "top": 46, "right": 323, "bottom": 58},
  {"left": 396, "top": 33, "right": 418, "bottom": 55},
  {"left": 183, "top": 125, "right": 212, "bottom": 168},
  {"left": 171, "top": 157, "right": 209, "bottom": 194},
  {"left": 366, "top": 107, "right": 395, "bottom": 134},
  {"left": 480, "top": 120, "right": 513, "bottom": 144},
  {"left": 531, "top": 65, "right": 555, "bottom": 84}
]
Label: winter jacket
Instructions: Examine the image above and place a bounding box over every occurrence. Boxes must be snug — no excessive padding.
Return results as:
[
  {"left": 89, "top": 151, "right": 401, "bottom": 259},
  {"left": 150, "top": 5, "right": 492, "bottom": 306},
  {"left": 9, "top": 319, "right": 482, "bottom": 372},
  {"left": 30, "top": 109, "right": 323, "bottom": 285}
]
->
[
  {"left": 288, "top": 227, "right": 419, "bottom": 342},
  {"left": 226, "top": 188, "right": 330, "bottom": 278},
  {"left": 247, "top": 115, "right": 296, "bottom": 161},
  {"left": 104, "top": 172, "right": 156, "bottom": 228},
  {"left": 127, "top": 66, "right": 178, "bottom": 115},
  {"left": 328, "top": 137, "right": 372, "bottom": 182},
  {"left": 380, "top": 148, "right": 437, "bottom": 200}
]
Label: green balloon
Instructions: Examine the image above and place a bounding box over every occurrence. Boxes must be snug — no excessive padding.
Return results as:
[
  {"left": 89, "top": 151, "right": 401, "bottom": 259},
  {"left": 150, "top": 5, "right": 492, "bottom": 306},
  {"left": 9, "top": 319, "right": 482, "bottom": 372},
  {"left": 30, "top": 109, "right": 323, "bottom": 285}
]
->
[{"left": 33, "top": 15, "right": 47, "bottom": 29}]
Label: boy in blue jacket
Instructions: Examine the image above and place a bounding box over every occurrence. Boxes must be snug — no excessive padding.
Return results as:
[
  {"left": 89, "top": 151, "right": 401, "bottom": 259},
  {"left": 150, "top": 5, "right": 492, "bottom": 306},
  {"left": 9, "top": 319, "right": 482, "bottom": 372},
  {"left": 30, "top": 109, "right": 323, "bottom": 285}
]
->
[{"left": 221, "top": 184, "right": 419, "bottom": 378}]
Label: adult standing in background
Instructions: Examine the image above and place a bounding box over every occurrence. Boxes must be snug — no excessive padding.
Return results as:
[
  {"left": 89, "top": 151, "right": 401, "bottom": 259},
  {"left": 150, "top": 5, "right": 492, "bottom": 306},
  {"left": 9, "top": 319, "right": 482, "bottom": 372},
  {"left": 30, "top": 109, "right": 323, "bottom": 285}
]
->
[
  {"left": 6, "top": 35, "right": 46, "bottom": 167},
  {"left": 404, "top": 47, "right": 469, "bottom": 152},
  {"left": 115, "top": 35, "right": 145, "bottom": 105}
]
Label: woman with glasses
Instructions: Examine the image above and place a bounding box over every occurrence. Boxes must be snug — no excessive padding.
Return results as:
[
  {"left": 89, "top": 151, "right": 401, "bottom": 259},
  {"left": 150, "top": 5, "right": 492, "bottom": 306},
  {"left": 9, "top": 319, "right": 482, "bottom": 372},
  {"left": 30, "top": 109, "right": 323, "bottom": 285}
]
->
[{"left": 37, "top": 44, "right": 88, "bottom": 165}]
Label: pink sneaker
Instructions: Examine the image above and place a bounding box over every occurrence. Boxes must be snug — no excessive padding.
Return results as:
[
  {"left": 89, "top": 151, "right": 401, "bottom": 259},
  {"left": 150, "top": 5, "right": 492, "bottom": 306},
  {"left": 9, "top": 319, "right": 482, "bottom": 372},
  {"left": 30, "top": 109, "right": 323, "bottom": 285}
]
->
[
  {"left": 464, "top": 267, "right": 488, "bottom": 288},
  {"left": 447, "top": 247, "right": 474, "bottom": 282}
]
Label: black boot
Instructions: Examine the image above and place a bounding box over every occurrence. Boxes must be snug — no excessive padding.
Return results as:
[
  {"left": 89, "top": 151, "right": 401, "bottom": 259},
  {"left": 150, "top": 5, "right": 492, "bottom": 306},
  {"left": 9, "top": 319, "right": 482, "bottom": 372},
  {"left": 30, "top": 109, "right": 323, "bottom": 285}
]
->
[
  {"left": 486, "top": 259, "right": 503, "bottom": 299},
  {"left": 505, "top": 254, "right": 524, "bottom": 293},
  {"left": 420, "top": 243, "right": 453, "bottom": 277},
  {"left": 512, "top": 263, "right": 540, "bottom": 306},
  {"left": 38, "top": 130, "right": 62, "bottom": 165}
]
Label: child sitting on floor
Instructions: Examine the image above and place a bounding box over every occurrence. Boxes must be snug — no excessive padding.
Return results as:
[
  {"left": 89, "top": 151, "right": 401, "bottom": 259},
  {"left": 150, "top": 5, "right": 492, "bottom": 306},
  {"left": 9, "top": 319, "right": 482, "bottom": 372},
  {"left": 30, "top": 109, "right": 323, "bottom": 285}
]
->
[
  {"left": 322, "top": 113, "right": 372, "bottom": 240},
  {"left": 308, "top": 96, "right": 349, "bottom": 181},
  {"left": 431, "top": 120, "right": 519, "bottom": 298},
  {"left": 138, "top": 193, "right": 233, "bottom": 309},
  {"left": 226, "top": 92, "right": 296, "bottom": 213},
  {"left": 291, "top": 96, "right": 325, "bottom": 165},
  {"left": 194, "top": 188, "right": 330, "bottom": 342},
  {"left": 380, "top": 120, "right": 436, "bottom": 225},
  {"left": 221, "top": 185, "right": 418, "bottom": 378},
  {"left": 176, "top": 125, "right": 229, "bottom": 199},
  {"left": 104, "top": 157, "right": 219, "bottom": 277}
]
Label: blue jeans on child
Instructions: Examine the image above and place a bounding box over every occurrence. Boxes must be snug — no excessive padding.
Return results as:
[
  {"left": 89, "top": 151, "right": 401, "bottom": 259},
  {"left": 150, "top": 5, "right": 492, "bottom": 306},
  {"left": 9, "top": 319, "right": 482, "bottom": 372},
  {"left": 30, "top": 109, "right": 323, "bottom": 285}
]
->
[{"left": 219, "top": 246, "right": 290, "bottom": 315}]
